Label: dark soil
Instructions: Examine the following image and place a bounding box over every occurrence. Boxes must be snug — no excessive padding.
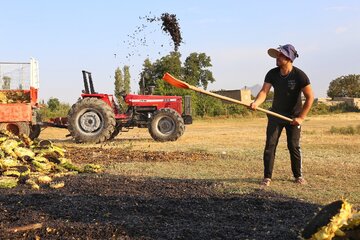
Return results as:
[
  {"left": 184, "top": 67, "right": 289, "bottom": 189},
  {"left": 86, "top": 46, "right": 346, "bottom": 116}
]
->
[
  {"left": 66, "top": 146, "right": 214, "bottom": 164},
  {"left": 0, "top": 147, "right": 320, "bottom": 240}
]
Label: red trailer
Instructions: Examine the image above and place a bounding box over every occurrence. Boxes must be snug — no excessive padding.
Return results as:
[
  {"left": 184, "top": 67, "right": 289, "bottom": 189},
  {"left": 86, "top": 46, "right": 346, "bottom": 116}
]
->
[{"left": 0, "top": 59, "right": 41, "bottom": 139}]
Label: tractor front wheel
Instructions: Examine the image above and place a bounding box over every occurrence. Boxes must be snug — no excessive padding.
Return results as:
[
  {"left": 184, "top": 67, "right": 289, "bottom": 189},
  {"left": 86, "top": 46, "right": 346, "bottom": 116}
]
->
[
  {"left": 148, "top": 108, "right": 185, "bottom": 142},
  {"left": 67, "top": 98, "right": 116, "bottom": 143}
]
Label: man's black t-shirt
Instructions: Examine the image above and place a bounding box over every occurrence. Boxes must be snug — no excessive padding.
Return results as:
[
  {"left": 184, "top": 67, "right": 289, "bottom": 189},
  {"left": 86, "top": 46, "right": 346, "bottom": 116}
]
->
[{"left": 265, "top": 66, "right": 310, "bottom": 118}]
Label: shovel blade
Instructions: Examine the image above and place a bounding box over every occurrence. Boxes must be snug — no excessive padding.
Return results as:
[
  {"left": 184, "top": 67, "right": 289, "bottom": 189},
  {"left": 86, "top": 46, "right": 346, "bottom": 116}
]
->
[{"left": 162, "top": 73, "right": 190, "bottom": 89}]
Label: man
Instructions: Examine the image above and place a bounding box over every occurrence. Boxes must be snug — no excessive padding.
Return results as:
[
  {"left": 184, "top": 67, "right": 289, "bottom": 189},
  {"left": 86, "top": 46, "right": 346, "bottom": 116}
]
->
[{"left": 250, "top": 44, "right": 314, "bottom": 186}]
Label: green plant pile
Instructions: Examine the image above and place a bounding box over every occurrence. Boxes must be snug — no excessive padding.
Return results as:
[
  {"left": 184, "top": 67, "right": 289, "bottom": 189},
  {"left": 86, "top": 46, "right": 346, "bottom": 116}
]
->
[
  {"left": 302, "top": 200, "right": 360, "bottom": 240},
  {"left": 0, "top": 130, "right": 102, "bottom": 189}
]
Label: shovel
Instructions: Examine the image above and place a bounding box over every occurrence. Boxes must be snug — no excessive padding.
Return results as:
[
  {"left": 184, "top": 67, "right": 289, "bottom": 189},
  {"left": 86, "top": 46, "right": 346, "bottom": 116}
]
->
[{"left": 162, "top": 72, "right": 292, "bottom": 122}]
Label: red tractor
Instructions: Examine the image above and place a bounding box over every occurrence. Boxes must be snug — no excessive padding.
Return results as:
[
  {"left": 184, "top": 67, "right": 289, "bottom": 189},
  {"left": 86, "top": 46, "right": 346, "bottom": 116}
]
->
[{"left": 67, "top": 71, "right": 192, "bottom": 143}]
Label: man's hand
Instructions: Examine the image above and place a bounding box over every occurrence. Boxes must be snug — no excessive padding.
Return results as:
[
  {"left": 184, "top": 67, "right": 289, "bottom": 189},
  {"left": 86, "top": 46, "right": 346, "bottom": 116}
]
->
[
  {"left": 249, "top": 83, "right": 271, "bottom": 111},
  {"left": 291, "top": 117, "right": 304, "bottom": 126},
  {"left": 249, "top": 102, "right": 258, "bottom": 110}
]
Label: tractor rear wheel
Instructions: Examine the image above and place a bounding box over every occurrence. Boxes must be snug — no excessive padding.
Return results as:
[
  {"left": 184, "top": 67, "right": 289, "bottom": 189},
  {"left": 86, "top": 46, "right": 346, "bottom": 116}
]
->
[
  {"left": 0, "top": 122, "right": 31, "bottom": 136},
  {"left": 148, "top": 108, "right": 185, "bottom": 142},
  {"left": 67, "top": 98, "right": 116, "bottom": 143}
]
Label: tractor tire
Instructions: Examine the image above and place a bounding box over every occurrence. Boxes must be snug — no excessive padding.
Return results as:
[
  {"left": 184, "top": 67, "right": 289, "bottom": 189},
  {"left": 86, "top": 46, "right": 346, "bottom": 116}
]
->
[
  {"left": 29, "top": 124, "right": 41, "bottom": 140},
  {"left": 0, "top": 122, "right": 31, "bottom": 137},
  {"left": 67, "top": 98, "right": 116, "bottom": 143},
  {"left": 148, "top": 108, "right": 185, "bottom": 142}
]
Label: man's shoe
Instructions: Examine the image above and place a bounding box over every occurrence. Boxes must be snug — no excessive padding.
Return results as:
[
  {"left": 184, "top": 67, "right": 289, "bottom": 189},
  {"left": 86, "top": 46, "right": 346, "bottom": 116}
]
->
[
  {"left": 295, "top": 177, "right": 306, "bottom": 185},
  {"left": 260, "top": 178, "right": 271, "bottom": 186}
]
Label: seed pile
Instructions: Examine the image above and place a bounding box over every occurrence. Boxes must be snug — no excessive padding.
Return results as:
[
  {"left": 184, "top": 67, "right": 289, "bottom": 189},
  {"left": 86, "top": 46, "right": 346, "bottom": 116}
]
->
[
  {"left": 0, "top": 91, "right": 30, "bottom": 103},
  {"left": 0, "top": 131, "right": 102, "bottom": 189},
  {"left": 160, "top": 13, "right": 182, "bottom": 52}
]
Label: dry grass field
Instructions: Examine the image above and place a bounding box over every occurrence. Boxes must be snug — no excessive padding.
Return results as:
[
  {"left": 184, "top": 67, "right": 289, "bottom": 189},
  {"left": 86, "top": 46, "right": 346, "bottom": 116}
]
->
[
  {"left": 40, "top": 112, "right": 360, "bottom": 207},
  {"left": 1, "top": 112, "right": 360, "bottom": 239}
]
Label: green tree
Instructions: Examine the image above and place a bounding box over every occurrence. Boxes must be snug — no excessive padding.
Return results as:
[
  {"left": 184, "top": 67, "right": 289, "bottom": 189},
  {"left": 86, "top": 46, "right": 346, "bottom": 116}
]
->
[
  {"left": 40, "top": 98, "right": 70, "bottom": 120},
  {"left": 114, "top": 67, "right": 124, "bottom": 100},
  {"left": 327, "top": 74, "right": 360, "bottom": 98},
  {"left": 149, "top": 52, "right": 183, "bottom": 95},
  {"left": 195, "top": 94, "right": 225, "bottom": 117},
  {"left": 47, "top": 97, "right": 60, "bottom": 111},
  {"left": 182, "top": 53, "right": 216, "bottom": 117},
  {"left": 139, "top": 52, "right": 215, "bottom": 96},
  {"left": 138, "top": 51, "right": 219, "bottom": 117},
  {"left": 183, "top": 53, "right": 215, "bottom": 89},
  {"left": 2, "top": 76, "right": 11, "bottom": 89},
  {"left": 123, "top": 65, "right": 131, "bottom": 94},
  {"left": 139, "top": 59, "right": 154, "bottom": 95}
]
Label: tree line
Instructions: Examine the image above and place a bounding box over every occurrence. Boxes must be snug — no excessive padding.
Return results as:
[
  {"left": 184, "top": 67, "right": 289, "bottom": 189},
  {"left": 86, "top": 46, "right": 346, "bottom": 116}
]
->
[{"left": 41, "top": 52, "right": 360, "bottom": 119}]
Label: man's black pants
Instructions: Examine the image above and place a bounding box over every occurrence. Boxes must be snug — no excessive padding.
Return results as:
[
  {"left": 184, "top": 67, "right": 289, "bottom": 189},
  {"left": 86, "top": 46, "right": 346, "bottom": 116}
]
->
[{"left": 263, "top": 118, "right": 302, "bottom": 179}]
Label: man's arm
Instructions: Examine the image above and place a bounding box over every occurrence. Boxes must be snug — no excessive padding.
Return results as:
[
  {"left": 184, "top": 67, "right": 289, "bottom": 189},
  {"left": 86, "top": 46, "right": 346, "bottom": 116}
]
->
[
  {"left": 292, "top": 84, "right": 314, "bottom": 125},
  {"left": 249, "top": 82, "right": 272, "bottom": 110}
]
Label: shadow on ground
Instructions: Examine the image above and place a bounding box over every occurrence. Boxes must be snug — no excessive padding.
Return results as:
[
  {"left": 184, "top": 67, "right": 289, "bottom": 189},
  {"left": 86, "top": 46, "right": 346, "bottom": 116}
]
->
[{"left": 0, "top": 174, "right": 320, "bottom": 240}]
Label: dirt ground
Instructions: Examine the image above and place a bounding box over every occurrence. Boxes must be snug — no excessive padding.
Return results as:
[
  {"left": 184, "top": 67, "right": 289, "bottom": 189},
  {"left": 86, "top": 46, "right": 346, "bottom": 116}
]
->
[{"left": 0, "top": 146, "right": 320, "bottom": 240}]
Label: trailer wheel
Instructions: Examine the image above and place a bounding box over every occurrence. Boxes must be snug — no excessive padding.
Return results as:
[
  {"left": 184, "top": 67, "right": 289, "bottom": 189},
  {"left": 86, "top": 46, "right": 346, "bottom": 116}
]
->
[
  {"left": 29, "top": 124, "right": 41, "bottom": 140},
  {"left": 148, "top": 108, "right": 185, "bottom": 142},
  {"left": 67, "top": 98, "right": 116, "bottom": 143},
  {"left": 0, "top": 122, "right": 31, "bottom": 136}
]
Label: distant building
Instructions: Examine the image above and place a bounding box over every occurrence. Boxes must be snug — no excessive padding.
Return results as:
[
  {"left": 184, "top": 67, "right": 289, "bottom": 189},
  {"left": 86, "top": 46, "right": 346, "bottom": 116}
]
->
[
  {"left": 316, "top": 97, "right": 339, "bottom": 106},
  {"left": 317, "top": 97, "right": 360, "bottom": 109},
  {"left": 214, "top": 88, "right": 252, "bottom": 104},
  {"left": 334, "top": 97, "right": 360, "bottom": 109}
]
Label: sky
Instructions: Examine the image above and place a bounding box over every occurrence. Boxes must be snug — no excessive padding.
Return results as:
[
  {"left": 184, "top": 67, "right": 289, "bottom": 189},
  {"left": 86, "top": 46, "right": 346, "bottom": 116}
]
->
[{"left": 1, "top": 0, "right": 359, "bottom": 104}]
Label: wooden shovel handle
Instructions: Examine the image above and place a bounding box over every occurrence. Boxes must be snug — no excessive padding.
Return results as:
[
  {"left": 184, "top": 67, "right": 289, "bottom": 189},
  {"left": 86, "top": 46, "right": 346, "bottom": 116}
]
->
[
  {"left": 162, "top": 72, "right": 293, "bottom": 122},
  {"left": 189, "top": 85, "right": 293, "bottom": 122}
]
